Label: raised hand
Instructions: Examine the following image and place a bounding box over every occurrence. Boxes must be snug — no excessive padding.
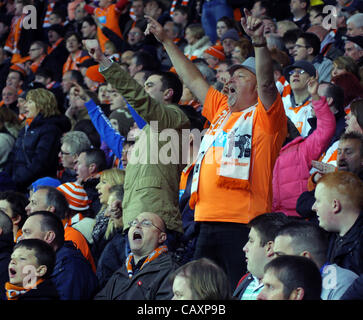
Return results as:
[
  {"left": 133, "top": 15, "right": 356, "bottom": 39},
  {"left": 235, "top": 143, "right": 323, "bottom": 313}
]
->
[
  {"left": 307, "top": 76, "right": 320, "bottom": 100},
  {"left": 240, "top": 8, "right": 265, "bottom": 43},
  {"left": 82, "top": 39, "right": 104, "bottom": 62},
  {"left": 144, "top": 15, "right": 167, "bottom": 43}
]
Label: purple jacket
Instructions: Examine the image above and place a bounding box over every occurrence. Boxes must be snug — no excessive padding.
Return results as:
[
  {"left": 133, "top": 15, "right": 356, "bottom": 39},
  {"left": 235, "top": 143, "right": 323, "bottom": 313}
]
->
[{"left": 272, "top": 96, "right": 336, "bottom": 216}]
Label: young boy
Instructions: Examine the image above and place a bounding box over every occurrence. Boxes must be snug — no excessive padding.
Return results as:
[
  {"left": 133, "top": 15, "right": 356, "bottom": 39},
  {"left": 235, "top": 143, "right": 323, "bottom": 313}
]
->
[{"left": 5, "top": 239, "right": 59, "bottom": 300}]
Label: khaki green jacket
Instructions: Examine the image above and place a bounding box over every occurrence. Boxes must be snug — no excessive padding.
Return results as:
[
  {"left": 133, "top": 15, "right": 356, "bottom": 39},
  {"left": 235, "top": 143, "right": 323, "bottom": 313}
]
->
[{"left": 102, "top": 63, "right": 190, "bottom": 233}]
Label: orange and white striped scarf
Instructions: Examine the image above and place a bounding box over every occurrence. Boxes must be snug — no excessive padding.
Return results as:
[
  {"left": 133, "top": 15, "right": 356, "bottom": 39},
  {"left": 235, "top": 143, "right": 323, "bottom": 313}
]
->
[
  {"left": 126, "top": 245, "right": 168, "bottom": 279},
  {"left": 170, "top": 0, "right": 189, "bottom": 17},
  {"left": 43, "top": 1, "right": 56, "bottom": 28},
  {"left": 5, "top": 15, "right": 25, "bottom": 63},
  {"left": 5, "top": 279, "right": 45, "bottom": 300}
]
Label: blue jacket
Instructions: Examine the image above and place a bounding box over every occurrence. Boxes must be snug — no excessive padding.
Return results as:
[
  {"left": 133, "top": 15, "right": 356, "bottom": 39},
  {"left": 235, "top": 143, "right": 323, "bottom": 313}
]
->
[
  {"left": 85, "top": 99, "right": 146, "bottom": 169},
  {"left": 51, "top": 241, "right": 98, "bottom": 300}
]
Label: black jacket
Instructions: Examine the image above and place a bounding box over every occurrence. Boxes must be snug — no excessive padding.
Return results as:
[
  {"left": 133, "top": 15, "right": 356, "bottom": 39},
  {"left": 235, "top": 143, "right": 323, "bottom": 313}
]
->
[
  {"left": 5, "top": 113, "right": 71, "bottom": 192},
  {"left": 17, "top": 279, "right": 60, "bottom": 300},
  {"left": 327, "top": 213, "right": 363, "bottom": 275},
  {"left": 233, "top": 273, "right": 254, "bottom": 299},
  {"left": 0, "top": 234, "right": 14, "bottom": 300},
  {"left": 94, "top": 252, "right": 178, "bottom": 300}
]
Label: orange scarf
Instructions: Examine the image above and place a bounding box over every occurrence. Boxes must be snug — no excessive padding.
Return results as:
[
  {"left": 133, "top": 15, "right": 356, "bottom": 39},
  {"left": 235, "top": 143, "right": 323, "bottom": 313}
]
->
[
  {"left": 25, "top": 117, "right": 34, "bottom": 127},
  {"left": 30, "top": 54, "right": 47, "bottom": 75},
  {"left": 5, "top": 279, "right": 45, "bottom": 300},
  {"left": 126, "top": 245, "right": 168, "bottom": 279}
]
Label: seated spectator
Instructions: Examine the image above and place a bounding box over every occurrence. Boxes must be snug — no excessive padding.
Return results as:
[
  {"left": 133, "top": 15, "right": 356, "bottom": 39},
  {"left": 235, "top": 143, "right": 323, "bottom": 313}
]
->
[
  {"left": 289, "top": 0, "right": 310, "bottom": 31},
  {"left": 346, "top": 13, "right": 363, "bottom": 37},
  {"left": 62, "top": 31, "right": 90, "bottom": 75},
  {"left": 91, "top": 168, "right": 125, "bottom": 263},
  {"left": 0, "top": 210, "right": 13, "bottom": 300},
  {"left": 4, "top": 88, "right": 71, "bottom": 192},
  {"left": 1, "top": 86, "right": 18, "bottom": 113},
  {"left": 215, "top": 16, "right": 237, "bottom": 45},
  {"left": 257, "top": 255, "right": 322, "bottom": 300},
  {"left": 96, "top": 185, "right": 126, "bottom": 288},
  {"left": 5, "top": 239, "right": 59, "bottom": 300},
  {"left": 20, "top": 211, "right": 98, "bottom": 300},
  {"left": 331, "top": 56, "right": 360, "bottom": 81},
  {"left": 273, "top": 220, "right": 359, "bottom": 300},
  {"left": 293, "top": 32, "right": 333, "bottom": 82},
  {"left": 56, "top": 182, "right": 96, "bottom": 245},
  {"left": 282, "top": 60, "right": 316, "bottom": 137},
  {"left": 233, "top": 212, "right": 289, "bottom": 300},
  {"left": 184, "top": 24, "right": 212, "bottom": 60},
  {"left": 75, "top": 148, "right": 107, "bottom": 215},
  {"left": 230, "top": 38, "right": 253, "bottom": 65},
  {"left": 25, "top": 186, "right": 96, "bottom": 272},
  {"left": 57, "top": 130, "right": 92, "bottom": 184},
  {"left": 312, "top": 171, "right": 363, "bottom": 275},
  {"left": 202, "top": 45, "right": 225, "bottom": 70},
  {"left": 272, "top": 77, "right": 336, "bottom": 216},
  {"left": 220, "top": 28, "right": 240, "bottom": 59},
  {"left": 0, "top": 191, "right": 28, "bottom": 241},
  {"left": 171, "top": 257, "right": 232, "bottom": 300},
  {"left": 94, "top": 212, "right": 178, "bottom": 300}
]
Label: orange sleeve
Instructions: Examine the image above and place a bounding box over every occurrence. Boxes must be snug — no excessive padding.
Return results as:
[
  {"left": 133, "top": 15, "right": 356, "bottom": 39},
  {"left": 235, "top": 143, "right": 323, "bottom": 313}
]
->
[
  {"left": 202, "top": 87, "right": 228, "bottom": 123},
  {"left": 65, "top": 227, "right": 96, "bottom": 272}
]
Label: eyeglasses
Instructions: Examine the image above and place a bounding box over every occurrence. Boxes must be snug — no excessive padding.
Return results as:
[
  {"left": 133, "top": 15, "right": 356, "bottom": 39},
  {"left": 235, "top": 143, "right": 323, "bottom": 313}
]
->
[
  {"left": 60, "top": 150, "right": 72, "bottom": 156},
  {"left": 128, "top": 219, "right": 164, "bottom": 232},
  {"left": 288, "top": 69, "right": 307, "bottom": 76},
  {"left": 294, "top": 44, "right": 309, "bottom": 49}
]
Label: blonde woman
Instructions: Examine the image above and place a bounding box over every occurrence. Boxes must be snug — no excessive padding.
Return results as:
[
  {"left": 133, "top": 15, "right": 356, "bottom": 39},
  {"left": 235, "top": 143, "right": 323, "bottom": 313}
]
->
[
  {"left": 4, "top": 88, "right": 71, "bottom": 192},
  {"left": 92, "top": 167, "right": 125, "bottom": 262}
]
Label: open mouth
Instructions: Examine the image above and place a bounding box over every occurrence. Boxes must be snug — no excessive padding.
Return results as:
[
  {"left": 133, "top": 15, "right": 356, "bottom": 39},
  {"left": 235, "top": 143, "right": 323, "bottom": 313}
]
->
[
  {"left": 9, "top": 267, "right": 17, "bottom": 278},
  {"left": 133, "top": 230, "right": 143, "bottom": 241}
]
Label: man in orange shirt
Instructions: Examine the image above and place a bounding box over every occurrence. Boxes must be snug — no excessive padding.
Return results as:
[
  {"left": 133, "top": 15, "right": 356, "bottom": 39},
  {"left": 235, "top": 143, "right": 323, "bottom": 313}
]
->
[{"left": 145, "top": 9, "right": 287, "bottom": 289}]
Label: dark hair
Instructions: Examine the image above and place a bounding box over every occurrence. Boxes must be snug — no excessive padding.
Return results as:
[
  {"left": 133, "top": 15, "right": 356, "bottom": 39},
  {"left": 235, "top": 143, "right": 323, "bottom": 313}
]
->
[
  {"left": 0, "top": 191, "right": 28, "bottom": 229},
  {"left": 350, "top": 99, "right": 363, "bottom": 131},
  {"left": 82, "top": 15, "right": 97, "bottom": 27},
  {"left": 275, "top": 220, "right": 329, "bottom": 267},
  {"left": 340, "top": 131, "right": 363, "bottom": 156},
  {"left": 66, "top": 70, "right": 84, "bottom": 87},
  {"left": 319, "top": 82, "right": 345, "bottom": 117},
  {"left": 133, "top": 51, "right": 159, "bottom": 71},
  {"left": 28, "top": 211, "right": 65, "bottom": 248},
  {"left": 0, "top": 209, "right": 13, "bottom": 237},
  {"left": 64, "top": 31, "right": 82, "bottom": 44},
  {"left": 247, "top": 212, "right": 289, "bottom": 246},
  {"left": 38, "top": 186, "right": 69, "bottom": 220},
  {"left": 14, "top": 239, "right": 56, "bottom": 278},
  {"left": 83, "top": 148, "right": 107, "bottom": 172},
  {"left": 332, "top": 72, "right": 363, "bottom": 107},
  {"left": 254, "top": 0, "right": 274, "bottom": 18},
  {"left": 170, "top": 258, "right": 231, "bottom": 300},
  {"left": 264, "top": 255, "right": 322, "bottom": 300},
  {"left": 150, "top": 71, "right": 183, "bottom": 103},
  {"left": 73, "top": 119, "right": 101, "bottom": 148},
  {"left": 299, "top": 32, "right": 321, "bottom": 56},
  {"left": 282, "top": 29, "right": 303, "bottom": 44},
  {"left": 109, "top": 184, "right": 125, "bottom": 201}
]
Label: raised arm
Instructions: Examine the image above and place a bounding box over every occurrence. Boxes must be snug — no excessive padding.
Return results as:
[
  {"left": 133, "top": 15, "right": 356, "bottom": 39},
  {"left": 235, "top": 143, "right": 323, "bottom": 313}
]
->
[
  {"left": 144, "top": 15, "right": 210, "bottom": 105},
  {"left": 241, "top": 9, "right": 278, "bottom": 110}
]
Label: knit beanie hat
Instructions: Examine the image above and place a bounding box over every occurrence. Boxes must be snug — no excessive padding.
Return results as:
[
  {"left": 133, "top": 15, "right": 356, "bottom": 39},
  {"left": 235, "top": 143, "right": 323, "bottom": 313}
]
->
[
  {"left": 109, "top": 109, "right": 134, "bottom": 137},
  {"left": 204, "top": 45, "right": 225, "bottom": 61},
  {"left": 220, "top": 29, "right": 240, "bottom": 42},
  {"left": 85, "top": 65, "right": 105, "bottom": 83},
  {"left": 30, "top": 177, "right": 61, "bottom": 193},
  {"left": 56, "top": 182, "right": 90, "bottom": 211}
]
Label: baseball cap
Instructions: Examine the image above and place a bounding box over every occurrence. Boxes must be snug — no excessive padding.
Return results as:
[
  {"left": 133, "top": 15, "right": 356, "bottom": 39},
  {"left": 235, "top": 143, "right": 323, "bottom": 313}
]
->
[
  {"left": 283, "top": 60, "right": 316, "bottom": 80},
  {"left": 228, "top": 57, "right": 256, "bottom": 76}
]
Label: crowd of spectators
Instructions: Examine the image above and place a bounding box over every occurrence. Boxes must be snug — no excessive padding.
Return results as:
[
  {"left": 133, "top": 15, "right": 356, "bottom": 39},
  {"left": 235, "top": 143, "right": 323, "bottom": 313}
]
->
[{"left": 0, "top": 0, "right": 362, "bottom": 301}]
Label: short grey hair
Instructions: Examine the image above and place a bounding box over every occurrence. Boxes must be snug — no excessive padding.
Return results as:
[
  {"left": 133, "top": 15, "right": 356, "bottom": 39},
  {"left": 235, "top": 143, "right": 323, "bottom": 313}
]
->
[
  {"left": 347, "top": 13, "right": 363, "bottom": 29},
  {"left": 61, "top": 130, "right": 91, "bottom": 155}
]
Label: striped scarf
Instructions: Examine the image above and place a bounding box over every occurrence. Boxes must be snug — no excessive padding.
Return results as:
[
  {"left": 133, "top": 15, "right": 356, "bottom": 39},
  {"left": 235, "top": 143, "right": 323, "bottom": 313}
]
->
[
  {"left": 170, "top": 0, "right": 189, "bottom": 17},
  {"left": 43, "top": 1, "right": 56, "bottom": 28},
  {"left": 5, "top": 279, "right": 45, "bottom": 300},
  {"left": 126, "top": 245, "right": 168, "bottom": 279}
]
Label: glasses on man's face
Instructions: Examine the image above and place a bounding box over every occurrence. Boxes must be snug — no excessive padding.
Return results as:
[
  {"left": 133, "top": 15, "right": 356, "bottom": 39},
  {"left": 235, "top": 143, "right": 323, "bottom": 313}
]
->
[
  {"left": 288, "top": 69, "right": 307, "bottom": 76},
  {"left": 29, "top": 47, "right": 41, "bottom": 52},
  {"left": 128, "top": 219, "right": 164, "bottom": 232},
  {"left": 294, "top": 44, "right": 309, "bottom": 49},
  {"left": 60, "top": 150, "right": 72, "bottom": 156}
]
